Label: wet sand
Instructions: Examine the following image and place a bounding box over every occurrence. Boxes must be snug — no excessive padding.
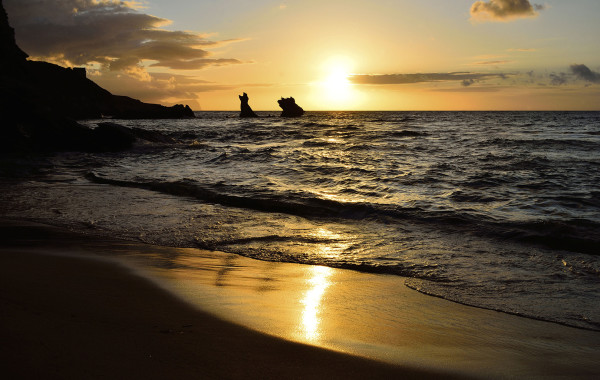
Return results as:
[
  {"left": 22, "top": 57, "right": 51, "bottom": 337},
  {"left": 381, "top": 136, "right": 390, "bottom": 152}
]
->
[
  {"left": 2, "top": 220, "right": 600, "bottom": 379},
  {"left": 0, "top": 220, "right": 460, "bottom": 379}
]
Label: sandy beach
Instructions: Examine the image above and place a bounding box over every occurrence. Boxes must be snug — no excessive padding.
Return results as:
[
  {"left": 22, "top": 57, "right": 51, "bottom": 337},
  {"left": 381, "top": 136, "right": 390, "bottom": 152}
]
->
[
  {"left": 1, "top": 219, "right": 600, "bottom": 379},
  {"left": 0, "top": 220, "right": 461, "bottom": 379},
  {"left": 2, "top": 0, "right": 600, "bottom": 378}
]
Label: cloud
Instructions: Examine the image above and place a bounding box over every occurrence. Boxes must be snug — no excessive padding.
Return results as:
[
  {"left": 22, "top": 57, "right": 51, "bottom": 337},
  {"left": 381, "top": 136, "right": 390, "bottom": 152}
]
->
[
  {"left": 549, "top": 73, "right": 568, "bottom": 86},
  {"left": 507, "top": 48, "right": 537, "bottom": 52},
  {"left": 349, "top": 72, "right": 503, "bottom": 85},
  {"left": 350, "top": 67, "right": 600, "bottom": 90},
  {"left": 433, "top": 86, "right": 503, "bottom": 93},
  {"left": 470, "top": 0, "right": 545, "bottom": 22},
  {"left": 4, "top": 0, "right": 244, "bottom": 71},
  {"left": 150, "top": 58, "right": 243, "bottom": 70},
  {"left": 91, "top": 71, "right": 234, "bottom": 108},
  {"left": 542, "top": 65, "right": 600, "bottom": 86},
  {"left": 474, "top": 60, "right": 513, "bottom": 65},
  {"left": 570, "top": 64, "right": 600, "bottom": 83}
]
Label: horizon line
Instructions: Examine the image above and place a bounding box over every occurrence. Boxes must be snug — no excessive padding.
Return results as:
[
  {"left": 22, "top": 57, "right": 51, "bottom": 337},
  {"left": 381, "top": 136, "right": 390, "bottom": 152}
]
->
[{"left": 191, "top": 109, "right": 600, "bottom": 112}]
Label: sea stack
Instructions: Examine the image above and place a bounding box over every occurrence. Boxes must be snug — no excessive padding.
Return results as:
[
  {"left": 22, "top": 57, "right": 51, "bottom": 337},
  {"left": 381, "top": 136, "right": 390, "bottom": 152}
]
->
[
  {"left": 278, "top": 97, "right": 304, "bottom": 117},
  {"left": 239, "top": 92, "right": 258, "bottom": 117}
]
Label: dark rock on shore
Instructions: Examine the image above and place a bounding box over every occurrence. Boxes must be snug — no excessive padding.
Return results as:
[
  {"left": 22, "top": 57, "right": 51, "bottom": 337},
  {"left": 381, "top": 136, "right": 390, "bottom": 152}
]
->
[
  {"left": 239, "top": 92, "right": 258, "bottom": 118},
  {"left": 128, "top": 126, "right": 177, "bottom": 144},
  {"left": 91, "top": 122, "right": 177, "bottom": 151},
  {"left": 0, "top": 0, "right": 193, "bottom": 155},
  {"left": 92, "top": 123, "right": 137, "bottom": 152},
  {"left": 278, "top": 97, "right": 304, "bottom": 117}
]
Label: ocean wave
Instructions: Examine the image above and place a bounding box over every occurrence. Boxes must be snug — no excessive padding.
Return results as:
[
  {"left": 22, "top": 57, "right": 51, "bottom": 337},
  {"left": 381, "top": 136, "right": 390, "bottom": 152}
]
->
[
  {"left": 449, "top": 190, "right": 499, "bottom": 203},
  {"left": 497, "top": 219, "right": 600, "bottom": 255},
  {"left": 344, "top": 144, "right": 376, "bottom": 151},
  {"left": 389, "top": 130, "right": 428, "bottom": 137},
  {"left": 85, "top": 172, "right": 600, "bottom": 255},
  {"left": 483, "top": 137, "right": 599, "bottom": 151},
  {"left": 85, "top": 172, "right": 378, "bottom": 218},
  {"left": 302, "top": 139, "right": 338, "bottom": 147}
]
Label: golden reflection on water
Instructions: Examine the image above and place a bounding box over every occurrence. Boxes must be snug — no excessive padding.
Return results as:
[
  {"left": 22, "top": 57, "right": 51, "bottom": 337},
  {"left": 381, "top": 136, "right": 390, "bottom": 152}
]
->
[
  {"left": 310, "top": 227, "right": 352, "bottom": 259},
  {"left": 300, "top": 266, "right": 333, "bottom": 341}
]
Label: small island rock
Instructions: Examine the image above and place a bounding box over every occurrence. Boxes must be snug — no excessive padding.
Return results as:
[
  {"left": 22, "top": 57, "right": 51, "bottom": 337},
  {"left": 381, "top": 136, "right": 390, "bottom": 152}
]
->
[
  {"left": 278, "top": 97, "right": 304, "bottom": 117},
  {"left": 239, "top": 92, "right": 258, "bottom": 117}
]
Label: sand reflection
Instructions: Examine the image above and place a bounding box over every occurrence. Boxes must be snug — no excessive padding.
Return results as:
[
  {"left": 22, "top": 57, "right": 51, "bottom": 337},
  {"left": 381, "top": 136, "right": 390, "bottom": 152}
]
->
[{"left": 300, "top": 266, "right": 332, "bottom": 341}]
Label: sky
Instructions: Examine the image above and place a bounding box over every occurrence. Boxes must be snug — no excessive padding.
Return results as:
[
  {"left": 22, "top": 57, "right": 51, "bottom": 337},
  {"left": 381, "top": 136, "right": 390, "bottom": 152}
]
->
[{"left": 4, "top": 0, "right": 600, "bottom": 110}]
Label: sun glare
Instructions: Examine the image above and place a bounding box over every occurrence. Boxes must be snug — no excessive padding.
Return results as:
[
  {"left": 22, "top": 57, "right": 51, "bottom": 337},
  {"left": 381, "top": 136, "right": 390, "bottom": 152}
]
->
[
  {"left": 323, "top": 68, "right": 351, "bottom": 97},
  {"left": 315, "top": 56, "right": 359, "bottom": 109}
]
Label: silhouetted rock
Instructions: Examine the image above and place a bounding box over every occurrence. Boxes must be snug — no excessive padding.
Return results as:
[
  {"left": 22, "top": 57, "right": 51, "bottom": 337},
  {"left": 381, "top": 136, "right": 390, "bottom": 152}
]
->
[
  {"left": 0, "top": 0, "right": 194, "bottom": 155},
  {"left": 129, "top": 127, "right": 176, "bottom": 144},
  {"left": 21, "top": 61, "right": 195, "bottom": 120},
  {"left": 0, "top": 0, "right": 27, "bottom": 72},
  {"left": 92, "top": 123, "right": 137, "bottom": 152},
  {"left": 239, "top": 92, "right": 258, "bottom": 117},
  {"left": 278, "top": 97, "right": 304, "bottom": 117},
  {"left": 87, "top": 122, "right": 175, "bottom": 151}
]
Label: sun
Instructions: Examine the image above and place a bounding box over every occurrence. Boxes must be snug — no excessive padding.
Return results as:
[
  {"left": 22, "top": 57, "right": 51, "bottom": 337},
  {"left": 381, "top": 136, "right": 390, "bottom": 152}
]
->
[
  {"left": 317, "top": 56, "right": 356, "bottom": 107},
  {"left": 323, "top": 67, "right": 351, "bottom": 98}
]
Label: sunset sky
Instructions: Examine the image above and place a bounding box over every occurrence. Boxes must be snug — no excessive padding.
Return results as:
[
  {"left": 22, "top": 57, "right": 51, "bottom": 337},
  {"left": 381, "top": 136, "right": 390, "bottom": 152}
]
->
[{"left": 5, "top": 0, "right": 600, "bottom": 110}]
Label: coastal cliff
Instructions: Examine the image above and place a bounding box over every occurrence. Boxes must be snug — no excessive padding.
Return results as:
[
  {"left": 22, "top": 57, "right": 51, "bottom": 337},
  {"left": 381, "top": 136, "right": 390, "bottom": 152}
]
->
[{"left": 0, "top": 0, "right": 193, "bottom": 154}]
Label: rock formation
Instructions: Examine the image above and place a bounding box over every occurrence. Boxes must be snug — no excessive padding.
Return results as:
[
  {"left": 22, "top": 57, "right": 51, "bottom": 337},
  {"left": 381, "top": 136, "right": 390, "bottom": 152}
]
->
[
  {"left": 18, "top": 60, "right": 195, "bottom": 120},
  {"left": 92, "top": 122, "right": 176, "bottom": 152},
  {"left": 278, "top": 97, "right": 304, "bottom": 117},
  {"left": 0, "top": 0, "right": 194, "bottom": 154},
  {"left": 0, "top": 0, "right": 27, "bottom": 72},
  {"left": 239, "top": 92, "right": 258, "bottom": 117}
]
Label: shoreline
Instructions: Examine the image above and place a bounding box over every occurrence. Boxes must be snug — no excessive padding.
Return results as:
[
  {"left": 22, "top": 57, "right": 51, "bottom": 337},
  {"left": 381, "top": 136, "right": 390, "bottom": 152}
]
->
[
  {"left": 2, "top": 219, "right": 600, "bottom": 378},
  {"left": 0, "top": 220, "right": 455, "bottom": 379}
]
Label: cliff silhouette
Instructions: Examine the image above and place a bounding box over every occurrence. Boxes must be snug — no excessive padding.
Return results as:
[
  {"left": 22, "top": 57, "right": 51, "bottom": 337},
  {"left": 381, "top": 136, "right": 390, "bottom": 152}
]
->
[{"left": 0, "top": 0, "right": 193, "bottom": 154}]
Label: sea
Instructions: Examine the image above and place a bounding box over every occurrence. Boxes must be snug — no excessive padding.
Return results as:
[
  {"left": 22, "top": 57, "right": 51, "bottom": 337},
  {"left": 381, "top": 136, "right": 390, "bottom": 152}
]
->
[{"left": 1, "top": 111, "right": 599, "bottom": 331}]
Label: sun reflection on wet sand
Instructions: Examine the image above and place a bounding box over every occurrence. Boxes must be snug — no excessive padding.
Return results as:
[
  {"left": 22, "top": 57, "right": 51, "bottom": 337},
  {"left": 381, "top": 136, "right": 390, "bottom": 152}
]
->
[
  {"left": 139, "top": 247, "right": 600, "bottom": 375},
  {"left": 300, "top": 266, "right": 333, "bottom": 341}
]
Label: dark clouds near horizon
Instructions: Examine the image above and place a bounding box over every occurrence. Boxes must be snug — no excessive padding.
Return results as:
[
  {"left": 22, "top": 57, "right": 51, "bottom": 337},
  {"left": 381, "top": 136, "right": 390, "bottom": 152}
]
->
[
  {"left": 349, "top": 72, "right": 503, "bottom": 85},
  {"left": 545, "top": 64, "right": 600, "bottom": 86},
  {"left": 571, "top": 64, "right": 600, "bottom": 84},
  {"left": 470, "top": 0, "right": 545, "bottom": 22},
  {"left": 350, "top": 65, "right": 600, "bottom": 89},
  {"left": 4, "top": 0, "right": 243, "bottom": 71}
]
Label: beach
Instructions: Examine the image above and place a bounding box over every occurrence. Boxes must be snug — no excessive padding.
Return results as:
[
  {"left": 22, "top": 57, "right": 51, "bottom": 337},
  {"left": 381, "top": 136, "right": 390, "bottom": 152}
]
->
[
  {"left": 2, "top": 219, "right": 600, "bottom": 379},
  {"left": 2, "top": 0, "right": 600, "bottom": 377},
  {"left": 0, "top": 220, "right": 455, "bottom": 379}
]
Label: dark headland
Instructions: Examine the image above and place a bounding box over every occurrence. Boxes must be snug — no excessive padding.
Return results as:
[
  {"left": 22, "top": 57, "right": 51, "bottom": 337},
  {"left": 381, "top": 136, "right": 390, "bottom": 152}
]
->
[{"left": 0, "top": 0, "right": 193, "bottom": 154}]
